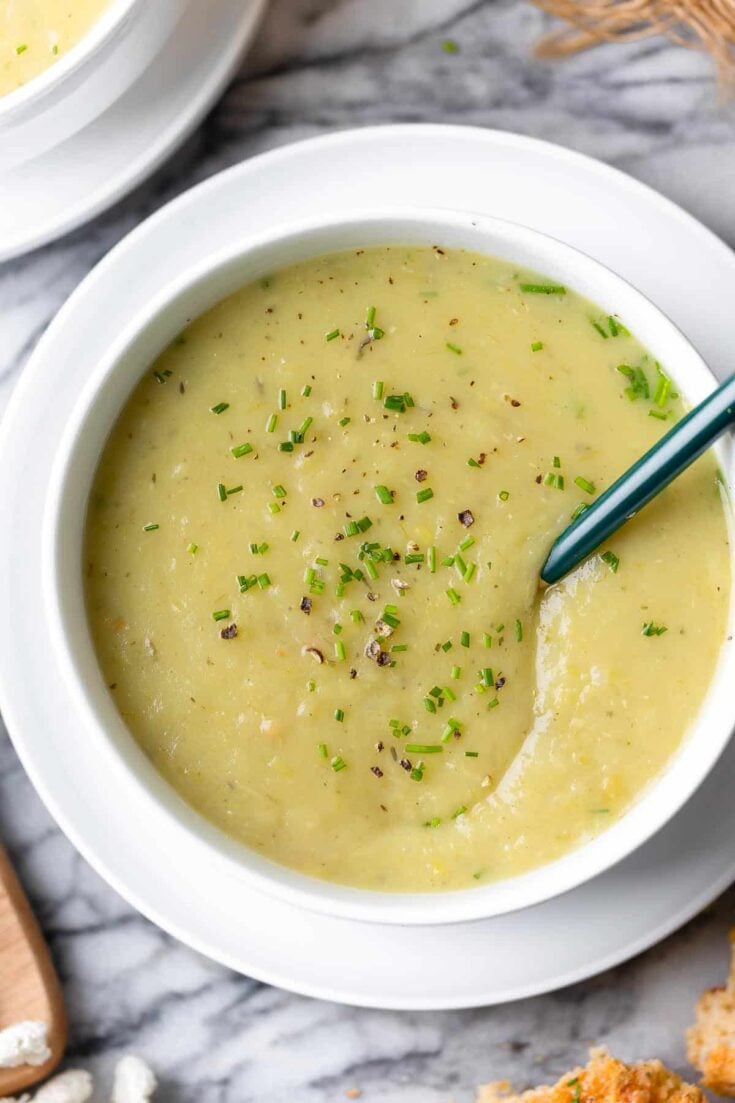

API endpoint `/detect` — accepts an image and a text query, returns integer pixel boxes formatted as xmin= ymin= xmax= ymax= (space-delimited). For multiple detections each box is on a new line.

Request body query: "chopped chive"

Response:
xmin=460 ymin=631 xmax=470 ymax=647
xmin=574 ymin=476 xmax=596 ymax=494
xmin=366 ymin=306 xmax=376 ymax=327
xmin=331 ymin=756 xmax=346 ymax=771
xmin=217 ymin=483 xmax=227 ymax=502
xmin=454 ymin=554 xmax=467 ymax=578
xmin=446 ymin=588 xmax=461 ymax=605
xmin=350 ymin=610 xmax=363 ymax=623
xmin=553 ymin=456 xmax=561 ymax=469
xmin=642 ymin=621 xmax=668 ymax=637
xmin=257 ymin=573 xmax=271 ymax=589
xmin=608 ymin=316 xmax=619 ymax=336
xmin=272 ymin=484 xmax=287 ymax=498
xmin=465 ymin=751 xmax=479 ymax=758
xmin=428 ymin=546 xmax=437 ymax=573
xmin=334 ymin=708 xmax=345 ymax=722
xmin=339 ymin=416 xmax=351 ymax=427
xmin=467 ymin=457 xmax=481 ymax=468
xmin=458 ymin=536 xmax=475 ymax=552
xmin=278 ymin=388 xmax=287 ymax=410
xmin=391 ymin=644 xmax=408 ymax=653
xmin=290 ymin=529 xmax=300 ymax=542
xmin=231 ymin=442 xmax=253 ymax=458
xmin=654 ymin=371 xmax=671 ymax=408
xmin=423 ymin=697 xmax=437 ymax=714
xmin=498 ymin=490 xmax=510 ymax=501
xmin=416 ymin=487 xmax=434 ymax=504
xmin=375 ymin=485 xmax=394 ymax=505
xmin=445 ymin=341 xmax=462 ymax=355
xmin=571 ymin=502 xmax=589 ymax=521
xmin=531 ymin=341 xmax=544 ymax=352
xmin=482 ymin=632 xmax=492 ymax=648
xmin=405 ymin=553 xmax=425 ymax=564
xmin=278 ymin=441 xmax=294 ymax=452
xmin=316 ymin=557 xmax=329 ymax=566
xmin=267 ymin=501 xmax=281 ymax=515
xmin=326 ymin=328 xmax=340 ymax=342
xmin=440 ymin=640 xmax=452 ymax=652
xmin=187 ymin=542 xmax=198 ymax=554
xmin=480 ymin=667 xmax=494 ymax=687
xmin=265 ymin=413 xmax=277 ymax=433
xmin=463 ymin=562 xmax=476 ymax=583
xmin=487 ymin=697 xmax=499 ymax=710
xmin=301 ymin=384 xmax=312 ymax=397
xmin=357 ymin=516 xmax=373 ymax=532
xmin=520 ymin=283 xmax=566 ymax=295
xmin=451 ymin=665 xmax=461 ymax=679
xmin=649 ymin=409 xmax=669 ymax=421
xmin=15 ymin=43 xmax=28 ymax=54
xmin=442 ymin=38 xmax=459 ymax=52
xmin=544 ymin=472 xmax=565 ymax=490
xmin=372 ymin=380 xmax=384 ymax=400
xmin=334 ymin=640 xmax=346 ymax=662
xmin=600 ymin=549 xmax=620 ymax=573
xmin=452 ymin=805 xmax=467 ymax=819
xmin=408 ymin=430 xmax=431 ymax=444
xmin=298 ymin=416 xmax=313 ymax=436
xmin=226 ymin=485 xmax=243 ymax=496
xmin=142 ymin=522 xmax=159 ymax=532
xmin=406 ymin=744 xmax=443 ymax=754
xmin=515 ymin=619 xmax=523 ymax=642
xmin=591 ymin=321 xmax=609 ymax=340
xmin=212 ymin=609 xmax=230 ymax=621
xmin=210 ymin=402 xmax=229 ymax=415
xmin=443 ymin=685 xmax=456 ymax=701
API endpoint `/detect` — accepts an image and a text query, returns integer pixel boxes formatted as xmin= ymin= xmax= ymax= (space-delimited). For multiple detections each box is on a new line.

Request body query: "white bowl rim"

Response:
xmin=42 ymin=205 xmax=735 ymax=926
xmin=0 ymin=0 xmax=138 ymax=120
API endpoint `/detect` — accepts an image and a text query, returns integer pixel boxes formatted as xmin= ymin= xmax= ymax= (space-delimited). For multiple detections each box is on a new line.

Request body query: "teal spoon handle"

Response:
xmin=541 ymin=373 xmax=735 ymax=586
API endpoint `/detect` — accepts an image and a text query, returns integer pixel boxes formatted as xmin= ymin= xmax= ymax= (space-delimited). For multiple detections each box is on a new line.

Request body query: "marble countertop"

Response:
xmin=1 ymin=1 xmax=734 ymax=1099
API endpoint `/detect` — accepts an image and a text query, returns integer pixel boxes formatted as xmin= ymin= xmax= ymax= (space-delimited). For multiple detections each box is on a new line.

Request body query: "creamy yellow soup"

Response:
xmin=84 ymin=246 xmax=730 ymax=892
xmin=0 ymin=1 xmax=108 ymax=96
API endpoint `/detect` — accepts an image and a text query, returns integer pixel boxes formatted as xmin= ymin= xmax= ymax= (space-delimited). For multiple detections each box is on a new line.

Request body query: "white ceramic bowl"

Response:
xmin=0 ymin=0 xmax=183 ymax=172
xmin=43 ymin=208 xmax=735 ymax=926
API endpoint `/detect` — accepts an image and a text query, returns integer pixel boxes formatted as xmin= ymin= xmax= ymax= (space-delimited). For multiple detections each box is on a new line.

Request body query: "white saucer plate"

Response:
xmin=0 ymin=0 xmax=267 ymax=262
xmin=1 ymin=125 xmax=734 ymax=1010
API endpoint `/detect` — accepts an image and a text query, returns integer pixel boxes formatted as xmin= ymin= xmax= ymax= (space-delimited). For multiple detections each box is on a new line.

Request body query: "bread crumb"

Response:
xmin=687 ymin=929 xmax=735 ymax=1095
xmin=111 ymin=1055 xmax=157 ymax=1103
xmin=34 ymin=1070 xmax=93 ymax=1103
xmin=477 ymin=1047 xmax=704 ymax=1103
xmin=0 ymin=1022 xmax=50 ymax=1070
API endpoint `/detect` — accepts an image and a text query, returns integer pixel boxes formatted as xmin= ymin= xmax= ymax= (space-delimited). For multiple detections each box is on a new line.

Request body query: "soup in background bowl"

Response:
xmin=43 ymin=210 xmax=735 ymax=925
xmin=0 ymin=0 xmax=181 ymax=173
xmin=0 ymin=0 xmax=110 ymax=97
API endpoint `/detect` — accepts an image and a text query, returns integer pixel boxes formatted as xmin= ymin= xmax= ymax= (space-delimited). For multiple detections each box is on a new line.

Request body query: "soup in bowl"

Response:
xmin=43 ymin=210 xmax=735 ymax=925
xmin=0 ymin=0 xmax=181 ymax=171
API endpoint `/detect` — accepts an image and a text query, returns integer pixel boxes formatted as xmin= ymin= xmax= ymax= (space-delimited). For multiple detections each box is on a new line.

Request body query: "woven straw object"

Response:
xmin=532 ymin=1 xmax=735 ymax=79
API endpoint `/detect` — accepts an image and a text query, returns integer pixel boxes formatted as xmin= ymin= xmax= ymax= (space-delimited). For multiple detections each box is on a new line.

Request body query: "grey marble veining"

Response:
xmin=1 ymin=1 xmax=735 ymax=1099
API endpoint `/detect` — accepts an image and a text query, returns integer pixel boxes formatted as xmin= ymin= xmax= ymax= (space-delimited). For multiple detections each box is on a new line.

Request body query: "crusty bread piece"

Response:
xmin=687 ymin=929 xmax=735 ymax=1096
xmin=477 ymin=1047 xmax=704 ymax=1103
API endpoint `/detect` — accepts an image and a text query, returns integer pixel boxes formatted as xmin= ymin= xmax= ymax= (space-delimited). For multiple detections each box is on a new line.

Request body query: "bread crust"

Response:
xmin=477 ymin=1047 xmax=705 ymax=1103
xmin=687 ymin=929 xmax=735 ymax=1096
